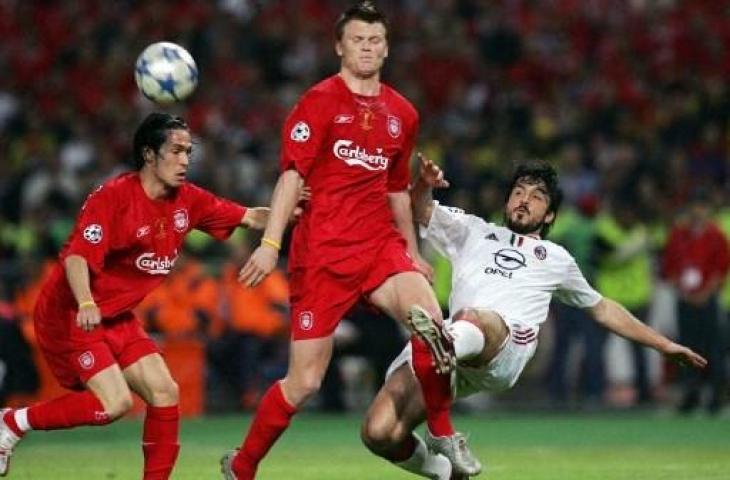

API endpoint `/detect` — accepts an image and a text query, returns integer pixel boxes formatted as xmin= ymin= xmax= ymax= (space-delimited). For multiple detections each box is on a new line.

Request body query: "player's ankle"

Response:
xmin=427 ymin=415 xmax=455 ymax=437
xmin=232 ymin=451 xmax=255 ymax=478
xmin=2 ymin=409 xmax=26 ymax=438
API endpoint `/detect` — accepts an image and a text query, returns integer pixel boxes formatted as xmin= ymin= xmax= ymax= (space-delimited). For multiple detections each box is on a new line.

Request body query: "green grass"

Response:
xmin=7 ymin=412 xmax=730 ymax=479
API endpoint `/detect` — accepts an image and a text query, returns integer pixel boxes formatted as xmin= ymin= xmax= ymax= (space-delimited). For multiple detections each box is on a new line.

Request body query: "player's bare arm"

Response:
xmin=238 ymin=169 xmax=303 ymax=287
xmin=588 ymin=297 xmax=707 ymax=368
xmin=410 ymin=153 xmax=449 ymax=227
xmin=388 ymin=190 xmax=434 ymax=282
xmin=64 ymin=254 xmax=102 ymax=332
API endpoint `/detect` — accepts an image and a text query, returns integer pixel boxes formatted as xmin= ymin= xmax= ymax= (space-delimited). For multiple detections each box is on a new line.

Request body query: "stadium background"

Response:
xmin=0 ymin=0 xmax=729 ymax=478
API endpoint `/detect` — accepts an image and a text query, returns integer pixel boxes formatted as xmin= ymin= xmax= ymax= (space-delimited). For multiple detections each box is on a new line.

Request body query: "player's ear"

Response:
xmin=545 ymin=211 xmax=555 ymax=225
xmin=143 ymin=147 xmax=154 ymax=164
xmin=335 ymin=41 xmax=343 ymax=57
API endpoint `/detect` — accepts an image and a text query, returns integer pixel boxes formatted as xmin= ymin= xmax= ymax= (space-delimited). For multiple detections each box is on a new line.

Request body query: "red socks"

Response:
xmin=412 ymin=337 xmax=455 ymax=436
xmin=27 ymin=391 xmax=112 ymax=430
xmin=142 ymin=405 xmax=180 ymax=480
xmin=233 ymin=381 xmax=297 ymax=479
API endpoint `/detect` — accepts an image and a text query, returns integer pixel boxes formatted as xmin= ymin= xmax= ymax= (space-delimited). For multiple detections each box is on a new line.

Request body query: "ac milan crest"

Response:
xmin=534 ymin=245 xmax=547 ymax=260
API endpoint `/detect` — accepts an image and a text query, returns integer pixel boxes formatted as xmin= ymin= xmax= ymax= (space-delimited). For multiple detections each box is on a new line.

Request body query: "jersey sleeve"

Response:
xmin=280 ymin=92 xmax=330 ymax=177
xmin=554 ymin=254 xmax=603 ymax=308
xmin=61 ymin=186 xmax=114 ymax=273
xmin=190 ymin=186 xmax=247 ymax=241
xmin=387 ymin=112 xmax=419 ymax=192
xmin=422 ymin=202 xmax=482 ymax=260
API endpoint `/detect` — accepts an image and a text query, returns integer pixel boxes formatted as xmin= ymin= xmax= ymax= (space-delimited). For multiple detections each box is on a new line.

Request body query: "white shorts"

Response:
xmin=386 ymin=322 xmax=539 ymax=399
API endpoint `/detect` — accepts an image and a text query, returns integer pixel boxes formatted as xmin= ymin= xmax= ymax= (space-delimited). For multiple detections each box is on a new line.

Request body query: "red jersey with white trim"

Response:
xmin=281 ymin=75 xmax=419 ymax=267
xmin=39 ymin=172 xmax=246 ymax=318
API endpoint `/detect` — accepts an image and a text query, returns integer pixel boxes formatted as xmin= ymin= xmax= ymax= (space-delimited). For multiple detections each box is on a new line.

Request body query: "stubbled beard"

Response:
xmin=505 ymin=213 xmax=544 ymax=235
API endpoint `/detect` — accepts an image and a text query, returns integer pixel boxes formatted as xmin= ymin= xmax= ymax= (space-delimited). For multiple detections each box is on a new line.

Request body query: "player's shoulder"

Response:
xmin=89 ymin=171 xmax=138 ymax=200
xmin=540 ymin=238 xmax=576 ymax=262
xmin=381 ymin=82 xmax=418 ymax=120
xmin=299 ymin=75 xmax=341 ymax=105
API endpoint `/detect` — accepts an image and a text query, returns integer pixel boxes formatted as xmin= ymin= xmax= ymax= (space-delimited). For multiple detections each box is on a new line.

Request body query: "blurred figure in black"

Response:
xmin=0 ymin=287 xmax=38 ymax=406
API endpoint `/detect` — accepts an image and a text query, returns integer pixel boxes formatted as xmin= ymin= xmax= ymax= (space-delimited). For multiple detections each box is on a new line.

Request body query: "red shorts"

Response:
xmin=289 ymin=236 xmax=418 ymax=340
xmin=34 ymin=295 xmax=159 ymax=390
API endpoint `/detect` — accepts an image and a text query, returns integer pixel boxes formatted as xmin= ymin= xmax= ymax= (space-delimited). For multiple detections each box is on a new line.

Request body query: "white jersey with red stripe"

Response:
xmin=423 ymin=202 xmax=602 ymax=329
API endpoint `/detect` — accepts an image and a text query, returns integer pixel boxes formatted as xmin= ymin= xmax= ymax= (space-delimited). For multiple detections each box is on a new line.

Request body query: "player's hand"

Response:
xmin=417 ymin=153 xmax=449 ymax=189
xmin=238 ymin=245 xmax=278 ymax=287
xmin=662 ymin=341 xmax=707 ymax=369
xmin=242 ymin=207 xmax=270 ymax=230
xmin=77 ymin=303 xmax=102 ymax=332
xmin=290 ymin=186 xmax=311 ymax=223
xmin=413 ymin=253 xmax=434 ymax=283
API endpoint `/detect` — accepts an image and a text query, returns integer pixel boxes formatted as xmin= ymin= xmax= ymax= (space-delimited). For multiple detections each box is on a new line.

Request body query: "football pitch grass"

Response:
xmin=7 ymin=411 xmax=729 ymax=479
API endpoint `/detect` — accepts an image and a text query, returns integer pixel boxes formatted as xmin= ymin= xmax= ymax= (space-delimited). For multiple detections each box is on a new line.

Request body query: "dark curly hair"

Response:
xmin=132 ymin=113 xmax=188 ymax=170
xmin=335 ymin=1 xmax=389 ymax=40
xmin=504 ymin=161 xmax=563 ymax=237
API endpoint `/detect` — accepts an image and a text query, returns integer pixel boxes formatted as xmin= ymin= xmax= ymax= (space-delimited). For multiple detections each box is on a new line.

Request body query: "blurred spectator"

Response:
xmin=208 ymin=240 xmax=289 ymax=410
xmin=662 ymin=190 xmax=730 ymax=414
xmin=594 ymin=196 xmax=654 ymax=405
xmin=546 ymin=195 xmax=606 ymax=408
xmin=0 ymin=288 xmax=38 ymax=405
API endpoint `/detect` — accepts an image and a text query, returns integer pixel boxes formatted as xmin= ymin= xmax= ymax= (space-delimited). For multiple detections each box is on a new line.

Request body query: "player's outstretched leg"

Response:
xmin=0 ymin=409 xmax=21 ymax=477
xmin=425 ymin=430 xmax=482 ymax=476
xmin=408 ymin=305 xmax=455 ymax=374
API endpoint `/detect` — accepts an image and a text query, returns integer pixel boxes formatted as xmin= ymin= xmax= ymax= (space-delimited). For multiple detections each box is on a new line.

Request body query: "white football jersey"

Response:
xmin=423 ymin=203 xmax=602 ymax=328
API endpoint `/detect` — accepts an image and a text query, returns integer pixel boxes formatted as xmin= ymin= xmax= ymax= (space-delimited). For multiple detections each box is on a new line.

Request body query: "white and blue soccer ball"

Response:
xmin=134 ymin=42 xmax=198 ymax=104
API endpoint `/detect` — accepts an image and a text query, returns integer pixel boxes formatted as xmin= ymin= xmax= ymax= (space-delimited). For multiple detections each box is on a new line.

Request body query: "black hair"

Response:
xmin=335 ymin=1 xmax=389 ymax=41
xmin=505 ymin=161 xmax=563 ymax=237
xmin=132 ymin=113 xmax=189 ymax=170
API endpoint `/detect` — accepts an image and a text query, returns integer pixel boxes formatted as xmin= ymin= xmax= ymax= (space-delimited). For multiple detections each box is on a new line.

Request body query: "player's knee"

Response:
xmin=106 ymin=392 xmax=134 ymax=419
xmin=149 ymin=379 xmax=179 ymax=407
xmin=360 ymin=414 xmax=398 ymax=453
xmin=453 ymin=308 xmax=480 ymax=324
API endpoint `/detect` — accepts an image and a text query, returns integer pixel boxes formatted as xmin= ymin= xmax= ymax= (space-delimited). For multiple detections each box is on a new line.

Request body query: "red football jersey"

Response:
xmin=40 ymin=172 xmax=246 ymax=318
xmin=281 ymin=75 xmax=419 ymax=267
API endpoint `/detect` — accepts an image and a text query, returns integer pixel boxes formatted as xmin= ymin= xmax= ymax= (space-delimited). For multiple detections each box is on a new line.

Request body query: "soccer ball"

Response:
xmin=134 ymin=42 xmax=198 ymax=104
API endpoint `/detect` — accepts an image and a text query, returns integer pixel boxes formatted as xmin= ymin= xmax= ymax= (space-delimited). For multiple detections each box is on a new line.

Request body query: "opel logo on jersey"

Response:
xmin=333 ymin=139 xmax=390 ymax=171
xmin=135 ymin=251 xmax=179 ymax=275
xmin=493 ymin=249 xmax=527 ymax=271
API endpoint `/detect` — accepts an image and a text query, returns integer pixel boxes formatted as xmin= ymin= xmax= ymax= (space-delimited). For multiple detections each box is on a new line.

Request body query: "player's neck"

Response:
xmin=139 ymin=170 xmax=174 ymax=200
xmin=338 ymin=70 xmax=381 ymax=96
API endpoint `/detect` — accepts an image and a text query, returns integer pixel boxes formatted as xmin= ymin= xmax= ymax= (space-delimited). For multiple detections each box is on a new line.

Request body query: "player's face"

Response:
xmin=504 ymin=179 xmax=555 ymax=236
xmin=336 ymin=20 xmax=388 ymax=79
xmin=152 ymin=129 xmax=192 ymax=189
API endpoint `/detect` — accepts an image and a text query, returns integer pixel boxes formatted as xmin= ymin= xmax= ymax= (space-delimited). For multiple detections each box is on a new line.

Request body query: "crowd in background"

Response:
xmin=0 ymin=0 xmax=729 ymax=414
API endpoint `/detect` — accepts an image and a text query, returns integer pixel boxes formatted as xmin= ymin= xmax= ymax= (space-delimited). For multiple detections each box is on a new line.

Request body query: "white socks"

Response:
xmin=14 ymin=409 xmax=31 ymax=433
xmin=395 ymin=433 xmax=452 ymax=480
xmin=447 ymin=320 xmax=485 ymax=360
